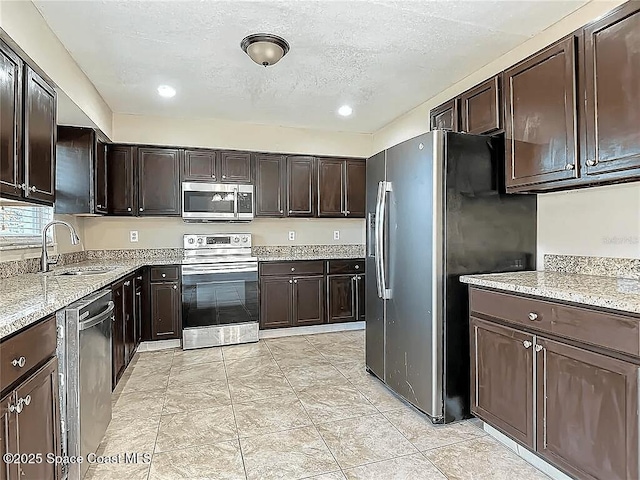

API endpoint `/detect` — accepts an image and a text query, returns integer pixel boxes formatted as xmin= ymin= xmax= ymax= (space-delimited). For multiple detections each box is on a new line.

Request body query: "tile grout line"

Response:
xmin=264 ymin=338 xmax=346 ymax=479
xmin=223 ymin=349 xmax=250 ymax=480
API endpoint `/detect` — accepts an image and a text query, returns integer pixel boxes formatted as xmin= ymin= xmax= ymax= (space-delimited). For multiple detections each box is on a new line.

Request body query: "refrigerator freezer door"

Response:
xmin=365 ymin=151 xmax=386 ymax=380
xmin=384 ymin=131 xmax=445 ymax=420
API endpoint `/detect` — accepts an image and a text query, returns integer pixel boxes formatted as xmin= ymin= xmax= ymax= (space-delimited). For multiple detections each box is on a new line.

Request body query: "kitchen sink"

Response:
xmin=54 ymin=268 xmax=114 ymax=276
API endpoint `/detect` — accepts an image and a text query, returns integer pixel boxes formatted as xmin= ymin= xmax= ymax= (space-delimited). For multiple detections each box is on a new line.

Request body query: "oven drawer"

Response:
xmin=1 ymin=315 xmax=57 ymax=393
xmin=150 ymin=266 xmax=180 ymax=282
xmin=260 ymin=261 xmax=324 ymax=276
xmin=327 ymin=259 xmax=365 ymax=275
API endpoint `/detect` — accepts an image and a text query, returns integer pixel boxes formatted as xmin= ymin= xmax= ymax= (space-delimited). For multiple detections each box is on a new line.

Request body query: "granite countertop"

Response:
xmin=0 ymin=258 xmax=179 ymax=340
xmin=460 ymin=271 xmax=640 ymax=315
xmin=254 ymin=244 xmax=365 ymax=262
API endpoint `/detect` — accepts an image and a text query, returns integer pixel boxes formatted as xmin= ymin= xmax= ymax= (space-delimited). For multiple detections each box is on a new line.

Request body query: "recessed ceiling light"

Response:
xmin=157 ymin=85 xmax=176 ymax=98
xmin=338 ymin=105 xmax=353 ymax=117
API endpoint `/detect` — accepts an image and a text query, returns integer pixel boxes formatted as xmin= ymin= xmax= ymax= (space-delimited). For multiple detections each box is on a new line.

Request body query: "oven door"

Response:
xmin=182 ymin=182 xmax=254 ymax=220
xmin=182 ymin=263 xmax=259 ymax=329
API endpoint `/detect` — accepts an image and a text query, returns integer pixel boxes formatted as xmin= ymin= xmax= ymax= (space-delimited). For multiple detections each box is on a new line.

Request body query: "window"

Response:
xmin=0 ymin=201 xmax=54 ymax=248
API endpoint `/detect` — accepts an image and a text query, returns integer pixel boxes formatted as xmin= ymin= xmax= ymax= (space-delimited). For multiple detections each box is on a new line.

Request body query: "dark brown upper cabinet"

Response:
xmin=536 ymin=337 xmax=639 ymax=480
xmin=429 ymin=99 xmax=459 ymax=132
xmin=582 ymin=2 xmax=640 ymax=181
xmin=107 ymin=145 xmax=136 ymax=215
xmin=460 ymin=75 xmax=502 ymax=134
xmin=137 ymin=147 xmax=181 ymax=216
xmin=345 ymin=160 xmax=366 ymax=218
xmin=24 ymin=66 xmax=57 ymax=205
xmin=470 ymin=317 xmax=534 ymax=448
xmin=317 ymin=158 xmax=344 ymax=217
xmin=0 ymin=41 xmax=23 ymax=200
xmin=183 ymin=149 xmax=217 ymax=181
xmin=55 ymin=127 xmax=109 ymax=215
xmin=287 ymin=156 xmax=316 ymax=217
xmin=220 ymin=151 xmax=252 ymax=183
xmin=95 ymin=135 xmax=108 ymax=214
xmin=318 ymin=158 xmax=366 ymax=218
xmin=255 ymin=154 xmax=286 ymax=217
xmin=504 ymin=35 xmax=579 ymax=191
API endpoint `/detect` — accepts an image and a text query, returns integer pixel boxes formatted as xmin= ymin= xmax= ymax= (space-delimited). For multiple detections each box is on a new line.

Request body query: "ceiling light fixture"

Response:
xmin=338 ymin=105 xmax=353 ymax=117
xmin=157 ymin=85 xmax=176 ymax=98
xmin=240 ymin=33 xmax=290 ymax=67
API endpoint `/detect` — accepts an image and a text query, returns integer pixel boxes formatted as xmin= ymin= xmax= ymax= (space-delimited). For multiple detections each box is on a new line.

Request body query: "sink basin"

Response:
xmin=54 ymin=268 xmax=113 ymax=276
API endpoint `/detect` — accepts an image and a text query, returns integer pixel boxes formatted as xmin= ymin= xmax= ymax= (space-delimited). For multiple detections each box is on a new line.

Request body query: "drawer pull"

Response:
xmin=162 ymin=273 xmax=166 ymax=278
xmin=528 ymin=312 xmax=538 ymax=321
xmin=535 ymin=344 xmax=543 ymax=352
xmin=523 ymin=340 xmax=532 ymax=349
xmin=11 ymin=357 xmax=26 ymax=368
xmin=291 ymin=267 xmax=295 ymax=272
xmin=355 ymin=265 xmax=360 ymax=270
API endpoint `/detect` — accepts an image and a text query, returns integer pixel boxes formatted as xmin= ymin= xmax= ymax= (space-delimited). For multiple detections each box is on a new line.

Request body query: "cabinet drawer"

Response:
xmin=1 ymin=315 xmax=57 ymax=393
xmin=470 ymin=288 xmax=640 ymax=357
xmin=260 ymin=261 xmax=323 ymax=277
xmin=150 ymin=266 xmax=179 ymax=282
xmin=327 ymin=259 xmax=365 ymax=275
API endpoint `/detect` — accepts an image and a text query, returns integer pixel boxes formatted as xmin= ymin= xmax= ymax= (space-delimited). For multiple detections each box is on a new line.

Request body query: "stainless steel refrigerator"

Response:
xmin=365 ymin=130 xmax=536 ymax=423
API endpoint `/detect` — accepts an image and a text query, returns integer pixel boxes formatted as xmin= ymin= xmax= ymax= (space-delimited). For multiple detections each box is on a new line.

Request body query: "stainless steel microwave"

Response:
xmin=182 ymin=182 xmax=254 ymax=221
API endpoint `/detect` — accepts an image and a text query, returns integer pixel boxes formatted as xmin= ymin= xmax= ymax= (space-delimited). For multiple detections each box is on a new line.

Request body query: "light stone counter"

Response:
xmin=460 ymin=271 xmax=640 ymax=315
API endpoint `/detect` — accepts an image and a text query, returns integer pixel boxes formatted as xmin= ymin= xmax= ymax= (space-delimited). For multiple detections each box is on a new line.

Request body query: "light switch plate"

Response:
xmin=130 ymin=231 xmax=138 ymax=243
xmin=288 ymin=231 xmax=295 ymax=241
xmin=333 ymin=230 xmax=340 ymax=240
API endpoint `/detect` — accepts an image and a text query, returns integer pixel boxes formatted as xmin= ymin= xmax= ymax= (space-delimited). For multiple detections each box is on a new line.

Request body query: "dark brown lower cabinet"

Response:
xmin=1 ymin=358 xmax=61 ymax=480
xmin=111 ymin=281 xmax=126 ymax=388
xmin=259 ymin=274 xmax=324 ymax=329
xmin=469 ymin=287 xmax=640 ymax=480
xmin=259 ymin=277 xmax=293 ymax=329
xmin=536 ymin=338 xmax=639 ymax=480
xmin=134 ymin=273 xmax=144 ymax=348
xmin=123 ymin=277 xmax=135 ymax=363
xmin=470 ymin=317 xmax=534 ymax=448
xmin=150 ymin=281 xmax=181 ymax=340
xmin=292 ymin=276 xmax=324 ymax=326
xmin=327 ymin=275 xmax=356 ymax=323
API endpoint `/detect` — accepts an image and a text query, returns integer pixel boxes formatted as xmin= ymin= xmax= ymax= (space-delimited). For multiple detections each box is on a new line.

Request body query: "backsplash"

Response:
xmin=544 ymin=254 xmax=640 ymax=280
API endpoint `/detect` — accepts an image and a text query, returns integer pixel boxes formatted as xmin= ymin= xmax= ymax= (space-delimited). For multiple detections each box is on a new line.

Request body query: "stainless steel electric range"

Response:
xmin=181 ymin=233 xmax=259 ymax=349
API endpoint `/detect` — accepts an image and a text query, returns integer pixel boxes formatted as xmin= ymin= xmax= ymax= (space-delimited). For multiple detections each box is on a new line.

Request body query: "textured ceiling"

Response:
xmin=34 ymin=0 xmax=588 ymax=133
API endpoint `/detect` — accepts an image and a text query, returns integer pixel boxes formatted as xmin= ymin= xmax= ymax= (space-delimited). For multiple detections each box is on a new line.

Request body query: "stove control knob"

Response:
xmin=233 ymin=236 xmax=240 ymax=243
xmin=197 ymin=238 xmax=203 ymax=244
xmin=242 ymin=236 xmax=248 ymax=243
xmin=188 ymin=238 xmax=195 ymax=244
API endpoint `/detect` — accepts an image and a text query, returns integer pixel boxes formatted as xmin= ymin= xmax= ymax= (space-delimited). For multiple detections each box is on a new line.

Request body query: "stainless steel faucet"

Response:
xmin=41 ymin=220 xmax=81 ymax=272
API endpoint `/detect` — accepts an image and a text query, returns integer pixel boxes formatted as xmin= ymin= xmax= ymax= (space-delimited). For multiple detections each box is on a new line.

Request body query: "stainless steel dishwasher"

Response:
xmin=57 ymin=289 xmax=114 ymax=480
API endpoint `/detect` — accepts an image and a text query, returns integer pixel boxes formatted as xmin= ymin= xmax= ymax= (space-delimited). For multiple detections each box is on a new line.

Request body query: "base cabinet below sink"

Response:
xmin=469 ymin=288 xmax=640 ymax=480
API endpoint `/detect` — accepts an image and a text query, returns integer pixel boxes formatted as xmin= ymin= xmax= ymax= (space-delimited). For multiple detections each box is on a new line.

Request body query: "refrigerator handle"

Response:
xmin=374 ymin=181 xmax=384 ymax=299
xmin=378 ymin=181 xmax=392 ymax=300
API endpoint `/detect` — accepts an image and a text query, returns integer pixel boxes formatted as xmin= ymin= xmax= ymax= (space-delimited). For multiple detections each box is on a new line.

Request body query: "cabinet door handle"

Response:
xmin=586 ymin=160 xmax=597 ymax=167
xmin=289 ymin=280 xmax=293 ymax=284
xmin=139 ymin=208 xmax=144 ymax=212
xmin=136 ymin=292 xmax=141 ymax=296
xmin=97 ymin=204 xmax=102 ymax=209
xmin=30 ymin=186 xmax=36 ymax=192
xmin=528 ymin=312 xmax=538 ymax=321
xmin=173 ymin=285 xmax=177 ymax=290
xmin=222 ymin=175 xmax=227 ymax=179
xmin=11 ymin=356 xmax=26 ymax=368
xmin=19 ymin=183 xmax=26 ymax=191
xmin=523 ymin=340 xmax=532 ymax=349
xmin=345 ymin=210 xmax=350 ymax=215
xmin=279 ymin=210 xmax=284 ymax=214
xmin=294 ymin=279 xmax=298 ymax=284
xmin=127 ymin=207 xmax=132 ymax=212
xmin=535 ymin=344 xmax=543 ymax=352
xmin=8 ymin=403 xmax=16 ymax=413
xmin=212 ymin=174 xmax=216 ymax=178
xmin=124 ymin=281 xmax=131 ymax=286
xmin=564 ymin=163 xmax=575 ymax=170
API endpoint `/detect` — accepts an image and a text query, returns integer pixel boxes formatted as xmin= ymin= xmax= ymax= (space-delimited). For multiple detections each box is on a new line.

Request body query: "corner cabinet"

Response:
xmin=0 ymin=41 xmax=57 ymax=206
xmin=504 ymin=35 xmax=579 ymax=191
xmin=581 ymin=2 xmax=640 ymax=180
xmin=468 ymin=287 xmax=640 ymax=480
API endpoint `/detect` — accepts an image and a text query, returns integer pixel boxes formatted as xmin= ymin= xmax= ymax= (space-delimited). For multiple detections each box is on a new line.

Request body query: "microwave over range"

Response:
xmin=182 ymin=182 xmax=254 ymax=221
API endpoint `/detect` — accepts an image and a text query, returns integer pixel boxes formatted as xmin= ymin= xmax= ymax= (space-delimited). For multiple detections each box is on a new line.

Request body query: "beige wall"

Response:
xmin=83 ymin=217 xmax=365 ymax=250
xmin=113 ymin=114 xmax=372 ymax=158
xmin=0 ymin=0 xmax=113 ymax=137
xmin=370 ymin=0 xmax=638 ymax=266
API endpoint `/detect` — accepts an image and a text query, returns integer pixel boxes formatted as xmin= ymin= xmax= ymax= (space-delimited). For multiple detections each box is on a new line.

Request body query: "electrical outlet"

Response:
xmin=333 ymin=230 xmax=340 ymax=240
xmin=288 ymin=231 xmax=295 ymax=241
xmin=130 ymin=231 xmax=138 ymax=243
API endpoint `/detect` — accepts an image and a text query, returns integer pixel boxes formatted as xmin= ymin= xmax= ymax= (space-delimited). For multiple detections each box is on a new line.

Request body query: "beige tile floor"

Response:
xmin=85 ymin=330 xmax=550 ymax=480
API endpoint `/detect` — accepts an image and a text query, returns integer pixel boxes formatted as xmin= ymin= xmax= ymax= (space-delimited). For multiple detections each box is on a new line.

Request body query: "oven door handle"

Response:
xmin=181 ymin=265 xmax=258 ymax=275
xmin=233 ymin=186 xmax=239 ymax=219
